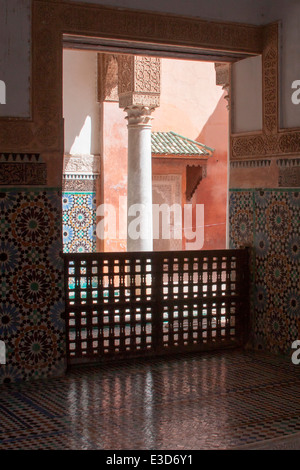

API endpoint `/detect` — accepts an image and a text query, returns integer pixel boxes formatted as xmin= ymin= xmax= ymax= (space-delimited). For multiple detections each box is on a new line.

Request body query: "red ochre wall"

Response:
xmin=100 ymin=59 xmax=228 ymax=251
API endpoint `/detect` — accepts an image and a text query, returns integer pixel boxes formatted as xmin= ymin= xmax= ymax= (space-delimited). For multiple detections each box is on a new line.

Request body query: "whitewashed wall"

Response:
xmin=63 ymin=50 xmax=100 ymax=155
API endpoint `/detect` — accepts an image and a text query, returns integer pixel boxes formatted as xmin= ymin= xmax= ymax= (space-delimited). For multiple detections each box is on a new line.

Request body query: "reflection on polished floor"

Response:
xmin=0 ymin=349 xmax=300 ymax=450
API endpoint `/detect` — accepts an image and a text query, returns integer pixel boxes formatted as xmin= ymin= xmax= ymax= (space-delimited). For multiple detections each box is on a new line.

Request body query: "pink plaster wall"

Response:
xmin=99 ymin=101 xmax=128 ymax=252
xmin=100 ymin=58 xmax=228 ymax=251
xmin=195 ymin=94 xmax=228 ymax=250
xmin=152 ymin=59 xmax=228 ymax=250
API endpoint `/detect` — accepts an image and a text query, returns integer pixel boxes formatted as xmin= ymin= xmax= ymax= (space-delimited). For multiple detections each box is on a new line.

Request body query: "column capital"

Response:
xmin=124 ymin=105 xmax=155 ymax=126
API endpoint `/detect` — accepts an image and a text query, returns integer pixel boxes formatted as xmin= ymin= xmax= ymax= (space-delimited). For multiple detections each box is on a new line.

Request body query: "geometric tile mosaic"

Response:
xmin=229 ymin=189 xmax=300 ymax=355
xmin=62 ymin=192 xmax=96 ymax=253
xmin=0 ymin=350 xmax=299 ymax=449
xmin=0 ymin=188 xmax=66 ymax=385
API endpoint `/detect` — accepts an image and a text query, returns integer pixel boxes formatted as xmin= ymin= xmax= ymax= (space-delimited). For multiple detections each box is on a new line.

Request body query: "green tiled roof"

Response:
xmin=151 ymin=131 xmax=214 ymax=156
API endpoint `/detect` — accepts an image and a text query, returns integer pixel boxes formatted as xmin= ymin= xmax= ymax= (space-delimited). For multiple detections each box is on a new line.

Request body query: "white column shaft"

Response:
xmin=126 ymin=107 xmax=153 ymax=251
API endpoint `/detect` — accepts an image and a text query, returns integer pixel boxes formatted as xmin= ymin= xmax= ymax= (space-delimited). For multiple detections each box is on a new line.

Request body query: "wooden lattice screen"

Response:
xmin=63 ymin=249 xmax=250 ymax=365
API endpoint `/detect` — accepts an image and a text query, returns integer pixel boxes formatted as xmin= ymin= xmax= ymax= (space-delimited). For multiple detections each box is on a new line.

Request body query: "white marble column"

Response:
xmin=118 ymin=55 xmax=161 ymax=251
xmin=125 ymin=105 xmax=154 ymax=251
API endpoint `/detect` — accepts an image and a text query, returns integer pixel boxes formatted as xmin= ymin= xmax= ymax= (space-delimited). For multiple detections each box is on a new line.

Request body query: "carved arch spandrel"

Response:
xmin=0 ymin=0 xmax=299 ymax=162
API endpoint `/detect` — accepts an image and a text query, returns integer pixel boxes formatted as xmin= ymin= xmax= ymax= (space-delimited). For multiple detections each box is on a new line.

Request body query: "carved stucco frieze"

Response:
xmin=59 ymin=2 xmax=263 ymax=55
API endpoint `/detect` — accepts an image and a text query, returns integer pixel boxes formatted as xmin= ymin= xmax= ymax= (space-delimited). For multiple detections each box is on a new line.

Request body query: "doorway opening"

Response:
xmin=62 ymin=43 xmax=229 ymax=254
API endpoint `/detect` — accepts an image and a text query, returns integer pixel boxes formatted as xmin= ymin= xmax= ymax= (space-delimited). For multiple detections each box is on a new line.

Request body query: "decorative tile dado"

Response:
xmin=0 ymin=188 xmax=65 ymax=384
xmin=62 ymin=192 xmax=97 ymax=253
xmin=0 ymin=153 xmax=47 ymax=185
xmin=229 ymin=191 xmax=254 ymax=248
xmin=229 ymin=189 xmax=300 ymax=355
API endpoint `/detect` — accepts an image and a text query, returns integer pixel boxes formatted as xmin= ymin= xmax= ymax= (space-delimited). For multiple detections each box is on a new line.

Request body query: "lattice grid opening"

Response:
xmin=64 ymin=249 xmax=249 ymax=365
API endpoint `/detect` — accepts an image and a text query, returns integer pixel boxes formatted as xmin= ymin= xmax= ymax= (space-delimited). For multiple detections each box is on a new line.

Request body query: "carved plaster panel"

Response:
xmin=63 ymin=154 xmax=101 ymax=175
xmin=278 ymin=167 xmax=300 ymax=187
xmin=134 ymin=57 xmax=161 ymax=94
xmin=97 ymin=53 xmax=119 ymax=102
xmin=277 ymin=157 xmax=300 ymax=187
xmin=118 ymin=55 xmax=161 ymax=109
xmin=0 ymin=153 xmax=47 ymax=185
xmin=63 ymin=174 xmax=98 ymax=192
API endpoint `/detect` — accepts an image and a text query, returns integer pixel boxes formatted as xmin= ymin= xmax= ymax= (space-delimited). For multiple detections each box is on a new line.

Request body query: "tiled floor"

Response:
xmin=0 ymin=349 xmax=300 ymax=450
